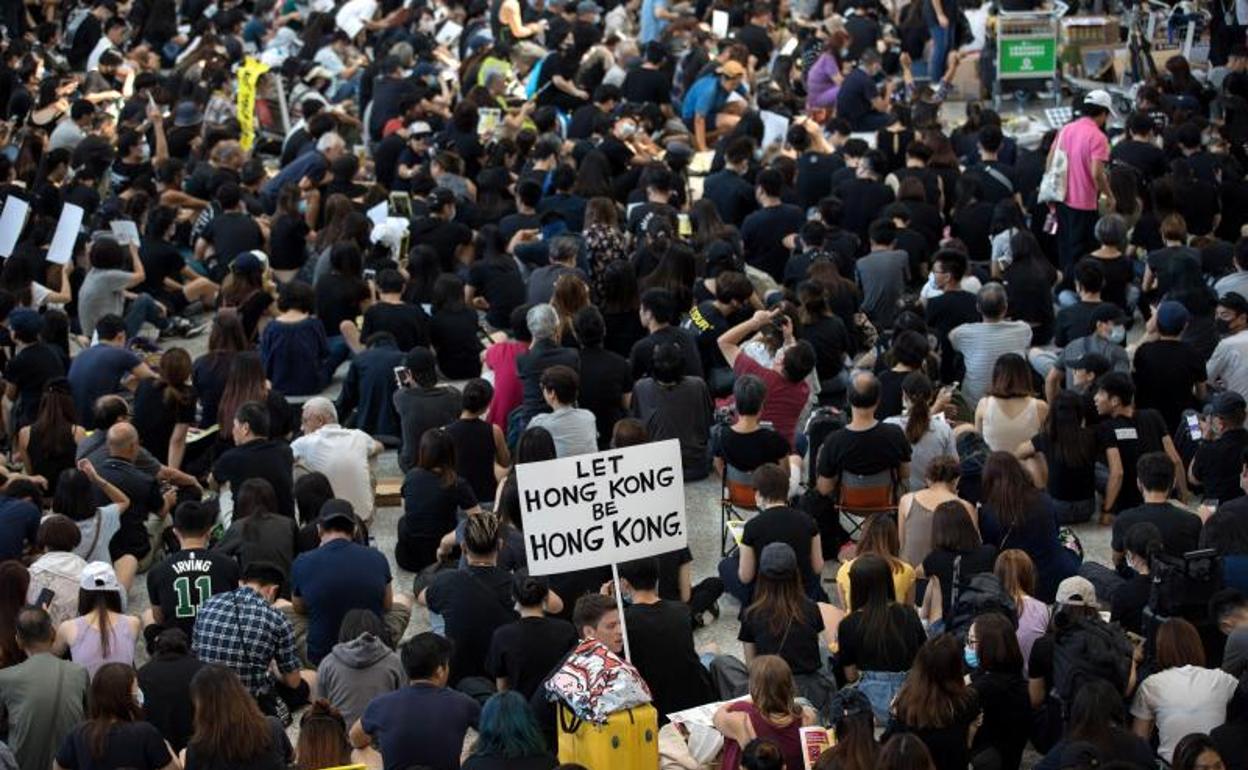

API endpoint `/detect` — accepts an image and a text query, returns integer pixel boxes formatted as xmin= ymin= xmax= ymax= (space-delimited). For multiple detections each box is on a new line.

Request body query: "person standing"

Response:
xmin=1051 ymin=91 xmax=1114 ymax=273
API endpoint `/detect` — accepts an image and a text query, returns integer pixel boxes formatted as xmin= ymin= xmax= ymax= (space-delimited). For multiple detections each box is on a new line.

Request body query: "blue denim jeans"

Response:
xmin=125 ymin=293 xmax=168 ymax=340
xmin=856 ymin=670 xmax=908 ymax=725
xmin=928 ymin=23 xmax=951 ymax=82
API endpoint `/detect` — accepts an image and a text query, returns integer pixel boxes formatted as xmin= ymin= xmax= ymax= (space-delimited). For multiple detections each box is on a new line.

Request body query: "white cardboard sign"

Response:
xmin=47 ymin=203 xmax=85 ymax=265
xmin=0 ymin=195 xmax=30 ymax=258
xmin=517 ymin=439 xmax=687 ymax=575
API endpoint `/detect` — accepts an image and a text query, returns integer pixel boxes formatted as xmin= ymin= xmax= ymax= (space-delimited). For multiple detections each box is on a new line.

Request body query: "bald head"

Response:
xmin=106 ymin=422 xmax=139 ymax=459
xmin=847 ymin=371 xmax=881 ymax=412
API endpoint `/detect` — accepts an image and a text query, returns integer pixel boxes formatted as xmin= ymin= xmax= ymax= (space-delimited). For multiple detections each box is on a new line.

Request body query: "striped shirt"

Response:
xmin=948 ymin=320 xmax=1034 ymax=404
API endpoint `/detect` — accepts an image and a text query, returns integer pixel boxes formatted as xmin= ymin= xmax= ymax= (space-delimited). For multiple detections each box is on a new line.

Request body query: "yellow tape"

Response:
xmin=236 ymin=57 xmax=271 ymax=151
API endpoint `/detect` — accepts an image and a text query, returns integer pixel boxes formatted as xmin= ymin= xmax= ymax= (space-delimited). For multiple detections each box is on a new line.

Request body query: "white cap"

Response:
xmin=1083 ymin=89 xmax=1114 ymax=113
xmin=80 ymin=561 xmax=122 ymax=594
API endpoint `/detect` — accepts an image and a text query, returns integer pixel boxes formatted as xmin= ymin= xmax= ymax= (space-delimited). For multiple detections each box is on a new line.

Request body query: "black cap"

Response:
xmin=1091 ymin=303 xmax=1126 ymax=325
xmin=759 ymin=542 xmax=798 ymax=578
xmin=428 ymin=187 xmax=456 ymax=210
xmin=1219 ymin=292 xmax=1248 ymax=316
xmin=1211 ymin=391 xmax=1247 ymax=417
xmin=318 ymin=499 xmax=357 ymax=527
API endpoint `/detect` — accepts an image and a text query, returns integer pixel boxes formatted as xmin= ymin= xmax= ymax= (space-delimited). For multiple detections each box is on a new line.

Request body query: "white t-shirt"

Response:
xmin=1130 ymin=664 xmax=1239 ymax=762
xmin=291 ymin=424 xmax=376 ymax=521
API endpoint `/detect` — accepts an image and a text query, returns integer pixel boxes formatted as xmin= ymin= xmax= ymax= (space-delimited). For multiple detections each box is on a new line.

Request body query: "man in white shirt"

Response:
xmin=1209 ymin=292 xmax=1248 ymax=402
xmin=48 ymin=101 xmax=96 ymax=153
xmin=292 ymin=397 xmax=383 ymax=522
xmin=87 ymin=17 xmax=127 ymax=72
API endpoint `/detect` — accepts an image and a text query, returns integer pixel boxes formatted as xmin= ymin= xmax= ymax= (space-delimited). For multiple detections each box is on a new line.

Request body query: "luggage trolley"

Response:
xmin=994 ymin=10 xmax=1061 ymax=110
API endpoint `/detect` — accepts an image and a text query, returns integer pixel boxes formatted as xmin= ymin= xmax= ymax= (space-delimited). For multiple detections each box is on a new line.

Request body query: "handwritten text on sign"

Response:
xmin=516 ymin=439 xmax=687 ymax=575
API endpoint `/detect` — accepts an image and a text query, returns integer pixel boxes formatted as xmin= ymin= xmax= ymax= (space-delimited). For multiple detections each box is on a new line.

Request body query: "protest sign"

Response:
xmin=335 ymin=0 xmax=377 ymax=38
xmin=0 ymin=195 xmax=29 ymax=258
xmin=516 ymin=439 xmax=687 ymax=576
xmin=712 ymin=10 xmax=730 ymax=38
xmin=47 ymin=203 xmax=84 ymax=265
xmin=236 ymin=57 xmax=271 ymax=151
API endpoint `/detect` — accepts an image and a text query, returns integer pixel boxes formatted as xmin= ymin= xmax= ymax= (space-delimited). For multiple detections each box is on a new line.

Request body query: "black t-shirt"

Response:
xmin=885 ymin=692 xmax=981 ymax=770
xmin=926 ymin=289 xmax=981 ymax=383
xmin=817 ymin=422 xmax=912 ymax=478
xmin=922 ymin=545 xmax=1000 ymax=618
xmin=412 ymin=217 xmax=474 ymax=273
xmin=838 ymin=603 xmax=927 ymax=671
xmin=800 ymin=316 xmax=851 ymax=384
xmin=97 ymin=458 xmax=165 ymax=560
xmin=315 ymin=272 xmax=370 ymax=337
xmin=139 ymin=239 xmax=186 ymax=296
xmin=4 ymin=342 xmax=65 ymax=427
xmin=468 ymin=259 xmax=526 ymax=331
xmin=132 ymin=381 xmax=196 ymax=464
xmin=1031 ymin=431 xmax=1096 ymax=503
xmin=400 ymin=469 xmax=478 ymax=539
xmin=702 ymin=170 xmax=757 ymax=228
xmin=200 ymin=211 xmax=264 ymax=265
xmin=1096 ymin=409 xmax=1169 ymax=513
xmin=57 ymin=720 xmax=173 ymax=770
xmin=1109 ymin=572 xmax=1150 ymax=634
xmin=741 ymin=506 xmax=820 ymax=594
xmin=1110 ymin=501 xmax=1202 ymax=558
xmin=430 ymin=307 xmax=484 ymax=379
xmin=486 ymin=616 xmax=578 ymax=699
xmin=838 ymin=177 xmax=897 ymax=243
xmin=137 ymin=652 xmax=203 ymax=752
xmin=146 ymin=547 xmax=240 ymax=638
xmin=621 ymin=66 xmax=672 ymax=107
xmin=1111 ymin=139 xmax=1168 ymax=182
xmin=952 ymin=201 xmax=995 ymax=262
xmin=362 ymin=301 xmax=431 ymax=352
xmin=686 ymin=300 xmax=748 ymax=374
xmin=736 ymin=23 xmax=773 ymax=63
xmin=796 ymin=151 xmax=845 ymax=210
xmin=718 ymin=427 xmax=791 ymax=473
xmin=183 ymin=716 xmax=292 ymax=770
xmin=627 ymin=601 xmax=716 ymax=717
xmin=268 ymin=214 xmax=309 ymax=271
xmin=877 ymin=368 xmax=909 ymax=420
xmin=1192 ymin=428 xmax=1248 ymax=503
xmin=969 ymin=669 xmax=1029 ymax=770
xmin=969 ymin=162 xmax=1019 ymax=204
xmin=630 ymin=326 xmax=703 ymax=381
xmin=741 ymin=203 xmax=806 ymax=282
xmin=578 ymin=346 xmax=633 ymax=451
xmin=739 ymin=599 xmax=825 ymax=675
xmin=212 ymin=440 xmax=296 ymax=518
xmin=426 ymin=565 xmax=519 ymax=683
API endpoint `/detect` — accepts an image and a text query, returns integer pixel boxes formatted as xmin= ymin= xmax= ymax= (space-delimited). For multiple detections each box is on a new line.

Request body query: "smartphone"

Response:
xmin=677 ymin=213 xmax=692 ymax=238
xmin=363 ymin=268 xmax=376 ymax=281
xmin=36 ymin=588 xmax=54 ymax=609
xmin=394 ymin=366 xmax=410 ymax=388
xmin=1186 ymin=412 xmax=1202 ymax=441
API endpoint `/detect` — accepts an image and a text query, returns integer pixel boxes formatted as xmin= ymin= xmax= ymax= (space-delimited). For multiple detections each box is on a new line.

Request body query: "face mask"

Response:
xmin=616 ymin=123 xmax=636 ymax=139
xmin=138 ymin=143 xmax=151 ymax=162
xmin=925 ymin=270 xmax=939 ymax=291
xmin=297 ymin=199 xmax=308 ymax=214
xmin=1217 ymin=319 xmax=1234 ymax=337
xmin=134 ymin=688 xmax=145 ymax=707
xmin=1108 ymin=325 xmax=1125 ymax=344
xmin=963 ymin=645 xmax=979 ymax=669
xmin=420 ymin=17 xmax=436 ymax=33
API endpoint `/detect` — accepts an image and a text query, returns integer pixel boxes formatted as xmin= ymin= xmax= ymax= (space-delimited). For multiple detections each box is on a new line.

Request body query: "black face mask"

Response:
xmin=1217 ymin=318 xmax=1234 ymax=337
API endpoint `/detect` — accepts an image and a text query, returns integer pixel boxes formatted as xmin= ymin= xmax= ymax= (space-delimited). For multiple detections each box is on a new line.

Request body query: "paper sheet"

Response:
xmin=47 ymin=204 xmax=84 ymax=265
xmin=435 ymin=20 xmax=463 ymax=47
xmin=780 ymin=35 xmax=799 ymax=57
xmin=0 ymin=196 xmax=30 ymax=258
xmin=335 ymin=0 xmax=377 ymax=38
xmin=110 ymin=219 xmax=141 ymax=247
xmin=367 ymin=200 xmax=389 ymax=226
xmin=477 ymin=107 xmax=501 ymax=137
xmin=760 ymin=109 xmax=791 ymax=150
xmin=712 ymin=10 xmax=729 ymax=38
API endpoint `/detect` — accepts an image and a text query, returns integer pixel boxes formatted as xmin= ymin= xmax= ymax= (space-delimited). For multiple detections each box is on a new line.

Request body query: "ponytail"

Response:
xmin=902 ymin=372 xmax=934 ymax=445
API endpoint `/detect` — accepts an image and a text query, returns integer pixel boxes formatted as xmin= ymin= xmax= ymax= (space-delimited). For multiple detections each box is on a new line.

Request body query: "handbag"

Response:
xmin=1038 ymin=125 xmax=1070 ymax=204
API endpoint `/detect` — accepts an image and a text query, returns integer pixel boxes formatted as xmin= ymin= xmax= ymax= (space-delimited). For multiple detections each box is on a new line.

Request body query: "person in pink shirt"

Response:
xmin=1052 ymin=90 xmax=1114 ymax=272
xmin=481 ymin=305 xmax=531 ymax=431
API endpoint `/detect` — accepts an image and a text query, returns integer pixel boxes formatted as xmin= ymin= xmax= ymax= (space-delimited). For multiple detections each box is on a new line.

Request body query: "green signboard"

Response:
xmin=998 ymin=37 xmax=1057 ymax=78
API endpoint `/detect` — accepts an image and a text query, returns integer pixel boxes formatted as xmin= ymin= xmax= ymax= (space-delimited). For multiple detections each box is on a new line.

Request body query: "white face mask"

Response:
xmin=134 ymin=687 xmax=145 ymax=707
xmin=1108 ymin=324 xmax=1126 ymax=344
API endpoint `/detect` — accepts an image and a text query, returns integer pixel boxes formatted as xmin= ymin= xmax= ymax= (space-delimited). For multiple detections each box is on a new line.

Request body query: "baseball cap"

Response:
xmin=719 ymin=60 xmax=747 ymax=79
xmin=1071 ymin=352 xmax=1111 ymax=376
xmin=318 ymin=499 xmax=357 ymax=527
xmin=1091 ymin=303 xmax=1126 ymax=325
xmin=576 ymin=0 xmax=603 ymax=14
xmin=1082 ymin=89 xmax=1114 ymax=114
xmin=1155 ymin=300 xmax=1190 ymax=335
xmin=408 ymin=120 xmax=433 ymax=138
xmin=232 ymin=251 xmax=264 ymax=275
xmin=759 ymin=542 xmax=798 ymax=579
xmin=1056 ymin=575 xmax=1098 ymax=607
xmin=428 ymin=187 xmax=457 ymax=210
xmin=8 ymin=308 xmax=43 ymax=338
xmin=80 ymin=561 xmax=122 ymax=594
xmin=1211 ymin=391 xmax=1247 ymax=417
xmin=1219 ymin=291 xmax=1248 ymax=316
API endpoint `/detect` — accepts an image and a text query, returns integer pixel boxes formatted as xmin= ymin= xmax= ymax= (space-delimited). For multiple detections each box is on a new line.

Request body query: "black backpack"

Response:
xmin=1050 ymin=614 xmax=1133 ymax=710
xmin=947 ymin=554 xmax=1017 ymax=640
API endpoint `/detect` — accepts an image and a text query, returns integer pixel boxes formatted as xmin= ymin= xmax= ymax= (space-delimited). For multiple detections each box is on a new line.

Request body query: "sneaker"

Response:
xmin=161 ymin=317 xmax=206 ymax=338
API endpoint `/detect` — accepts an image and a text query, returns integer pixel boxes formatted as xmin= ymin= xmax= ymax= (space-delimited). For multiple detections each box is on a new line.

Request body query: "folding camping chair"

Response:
xmin=721 ymin=463 xmax=759 ymax=556
xmin=835 ymin=469 xmax=900 ymax=544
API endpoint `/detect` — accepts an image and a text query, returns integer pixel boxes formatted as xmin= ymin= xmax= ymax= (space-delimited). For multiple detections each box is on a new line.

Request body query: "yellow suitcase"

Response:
xmin=557 ymin=703 xmax=659 ymax=770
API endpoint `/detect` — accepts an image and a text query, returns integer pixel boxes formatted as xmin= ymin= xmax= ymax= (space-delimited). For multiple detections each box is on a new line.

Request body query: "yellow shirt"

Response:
xmin=835 ymin=557 xmax=916 ymax=609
